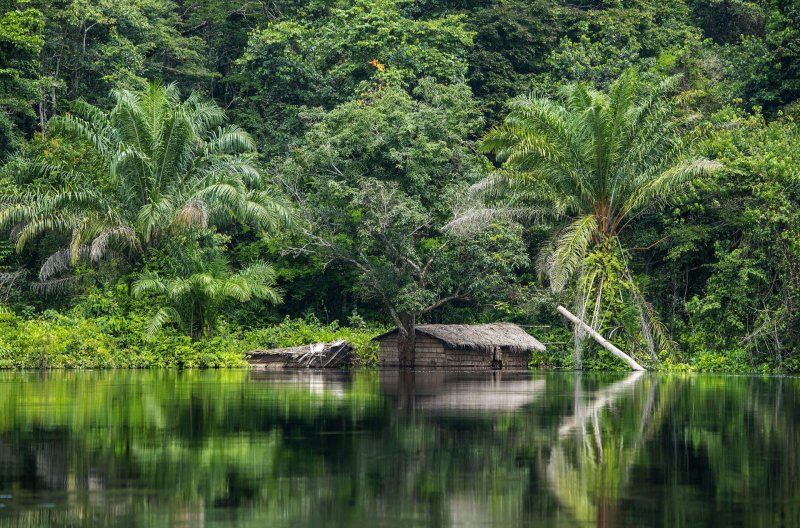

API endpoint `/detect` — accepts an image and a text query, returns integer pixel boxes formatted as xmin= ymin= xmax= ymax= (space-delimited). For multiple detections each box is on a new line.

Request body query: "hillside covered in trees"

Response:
xmin=1 ymin=0 xmax=799 ymax=372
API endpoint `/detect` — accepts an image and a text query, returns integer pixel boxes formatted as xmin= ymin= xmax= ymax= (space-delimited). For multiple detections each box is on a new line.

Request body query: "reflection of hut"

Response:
xmin=376 ymin=323 xmax=546 ymax=369
xmin=380 ymin=370 xmax=545 ymax=414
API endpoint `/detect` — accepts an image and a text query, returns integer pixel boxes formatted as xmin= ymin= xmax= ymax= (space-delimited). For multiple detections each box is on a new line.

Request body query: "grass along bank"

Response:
xmin=0 ymin=306 xmax=384 ymax=369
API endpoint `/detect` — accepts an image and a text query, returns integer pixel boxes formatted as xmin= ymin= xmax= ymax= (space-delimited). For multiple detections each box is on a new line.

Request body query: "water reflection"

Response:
xmin=549 ymin=372 xmax=655 ymax=527
xmin=0 ymin=370 xmax=796 ymax=527
xmin=380 ymin=370 xmax=545 ymax=414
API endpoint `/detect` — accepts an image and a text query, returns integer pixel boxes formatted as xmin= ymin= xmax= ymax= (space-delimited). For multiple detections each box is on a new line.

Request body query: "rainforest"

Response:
xmin=1 ymin=0 xmax=800 ymax=372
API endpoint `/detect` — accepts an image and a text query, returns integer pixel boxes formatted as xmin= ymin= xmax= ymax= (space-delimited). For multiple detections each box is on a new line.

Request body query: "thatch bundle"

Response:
xmin=247 ymin=340 xmax=352 ymax=369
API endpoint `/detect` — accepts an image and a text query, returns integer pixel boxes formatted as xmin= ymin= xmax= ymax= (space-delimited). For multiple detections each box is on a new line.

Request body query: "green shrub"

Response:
xmin=527 ymin=326 xmax=573 ymax=369
xmin=692 ymin=349 xmax=752 ymax=374
xmin=0 ymin=306 xmax=248 ymax=369
xmin=0 ymin=305 xmax=383 ymax=370
xmin=655 ymin=353 xmax=693 ymax=372
xmin=580 ymin=348 xmax=634 ymax=372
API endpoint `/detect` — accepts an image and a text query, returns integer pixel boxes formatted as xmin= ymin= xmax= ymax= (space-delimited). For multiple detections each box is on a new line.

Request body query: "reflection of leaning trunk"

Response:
xmin=546 ymin=372 xmax=651 ymax=526
xmin=558 ymin=371 xmax=644 ymax=438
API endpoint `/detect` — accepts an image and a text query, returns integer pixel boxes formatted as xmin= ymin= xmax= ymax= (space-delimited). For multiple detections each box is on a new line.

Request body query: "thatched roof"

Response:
xmin=375 ymin=323 xmax=546 ymax=353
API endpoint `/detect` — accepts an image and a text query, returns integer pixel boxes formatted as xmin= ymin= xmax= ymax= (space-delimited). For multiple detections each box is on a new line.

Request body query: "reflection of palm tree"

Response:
xmin=0 ymin=370 xmax=390 ymax=527
xmin=546 ymin=372 xmax=662 ymax=527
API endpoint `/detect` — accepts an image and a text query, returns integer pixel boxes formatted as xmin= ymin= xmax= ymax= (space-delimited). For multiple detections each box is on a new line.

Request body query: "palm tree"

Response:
xmin=0 ymin=83 xmax=292 ymax=285
xmin=458 ymin=70 xmax=721 ymax=362
xmin=132 ymin=261 xmax=281 ymax=339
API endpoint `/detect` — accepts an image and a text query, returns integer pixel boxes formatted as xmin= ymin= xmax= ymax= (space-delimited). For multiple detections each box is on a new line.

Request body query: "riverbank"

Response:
xmin=0 ymin=308 xmax=382 ymax=369
xmin=0 ymin=306 xmax=793 ymax=373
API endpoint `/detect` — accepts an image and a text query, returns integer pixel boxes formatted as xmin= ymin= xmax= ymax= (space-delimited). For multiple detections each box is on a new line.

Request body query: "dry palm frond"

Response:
xmin=39 ymin=246 xmax=90 ymax=281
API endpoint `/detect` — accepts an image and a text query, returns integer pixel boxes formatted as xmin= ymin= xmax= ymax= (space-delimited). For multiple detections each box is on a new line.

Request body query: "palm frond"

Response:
xmin=206 ymin=125 xmax=256 ymax=154
xmin=14 ymin=212 xmax=82 ymax=251
xmin=201 ymin=157 xmax=263 ymax=187
xmin=547 ymin=214 xmax=598 ymax=292
xmin=39 ymin=246 xmax=90 ymax=281
xmin=136 ymin=196 xmax=176 ymax=243
xmin=31 ymin=275 xmax=82 ymax=295
xmin=132 ymin=272 xmax=168 ymax=297
xmin=446 ymin=206 xmax=552 ymax=234
xmin=237 ymin=190 xmax=296 ymax=232
xmin=638 ymin=297 xmax=675 ymax=359
xmin=235 ymin=262 xmax=282 ymax=303
xmin=144 ymin=307 xmax=180 ymax=339
xmin=90 ymin=226 xmax=139 ymax=262
xmin=173 ymin=199 xmax=209 ymax=229
xmin=50 ymin=113 xmax=111 ymax=155
xmin=153 ymin=108 xmax=196 ymax=190
xmin=621 ymin=159 xmax=722 ymax=219
xmin=184 ymin=92 xmax=226 ymax=135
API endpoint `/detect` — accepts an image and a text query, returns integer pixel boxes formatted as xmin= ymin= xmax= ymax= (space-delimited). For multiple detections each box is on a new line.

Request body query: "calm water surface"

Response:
xmin=0 ymin=370 xmax=797 ymax=527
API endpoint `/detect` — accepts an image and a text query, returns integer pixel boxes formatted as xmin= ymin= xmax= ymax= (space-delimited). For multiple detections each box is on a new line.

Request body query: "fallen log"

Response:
xmin=557 ymin=305 xmax=645 ymax=371
xmin=247 ymin=340 xmax=353 ymax=369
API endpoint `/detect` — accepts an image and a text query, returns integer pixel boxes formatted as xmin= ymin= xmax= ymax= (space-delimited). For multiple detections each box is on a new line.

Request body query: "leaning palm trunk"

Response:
xmin=557 ymin=306 xmax=645 ymax=371
xmin=451 ymin=69 xmax=721 ymax=363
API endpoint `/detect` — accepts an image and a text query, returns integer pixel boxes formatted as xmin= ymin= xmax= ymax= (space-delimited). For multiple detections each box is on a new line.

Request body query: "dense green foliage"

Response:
xmin=0 ymin=297 xmax=381 ymax=368
xmin=2 ymin=0 xmax=800 ymax=371
xmin=2 ymin=82 xmax=291 ymax=273
xmin=463 ymin=71 xmax=720 ymax=364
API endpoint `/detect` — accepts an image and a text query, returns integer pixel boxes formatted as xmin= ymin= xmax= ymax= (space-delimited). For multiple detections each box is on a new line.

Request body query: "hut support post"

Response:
xmin=557 ymin=305 xmax=646 ymax=371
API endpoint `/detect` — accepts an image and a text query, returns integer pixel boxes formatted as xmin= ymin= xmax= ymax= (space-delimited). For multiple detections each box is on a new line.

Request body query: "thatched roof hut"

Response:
xmin=376 ymin=323 xmax=546 ymax=369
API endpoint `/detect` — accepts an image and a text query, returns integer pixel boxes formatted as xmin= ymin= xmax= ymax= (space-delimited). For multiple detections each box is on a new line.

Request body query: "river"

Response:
xmin=0 ymin=370 xmax=796 ymax=527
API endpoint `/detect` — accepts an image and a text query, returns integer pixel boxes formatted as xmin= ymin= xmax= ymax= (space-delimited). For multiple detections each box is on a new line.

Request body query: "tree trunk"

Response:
xmin=557 ymin=305 xmax=645 ymax=371
xmin=38 ymin=92 xmax=47 ymax=135
xmin=397 ymin=313 xmax=416 ymax=367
